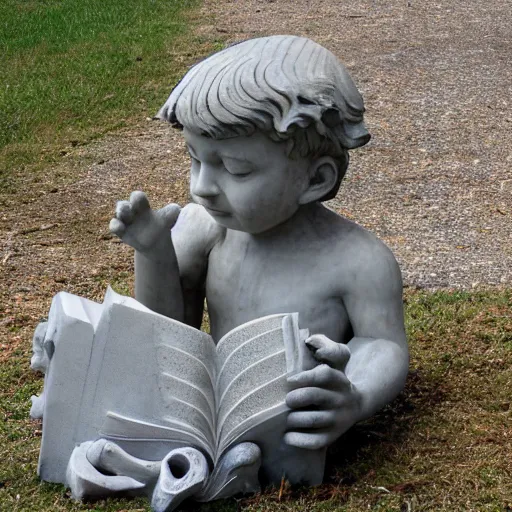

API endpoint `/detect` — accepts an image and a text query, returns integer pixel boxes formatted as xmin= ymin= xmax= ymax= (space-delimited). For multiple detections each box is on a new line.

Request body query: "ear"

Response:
xmin=298 ymin=156 xmax=339 ymax=205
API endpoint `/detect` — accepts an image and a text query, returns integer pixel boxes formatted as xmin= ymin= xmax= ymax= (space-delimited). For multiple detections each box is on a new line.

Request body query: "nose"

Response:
xmin=190 ymin=164 xmax=220 ymax=198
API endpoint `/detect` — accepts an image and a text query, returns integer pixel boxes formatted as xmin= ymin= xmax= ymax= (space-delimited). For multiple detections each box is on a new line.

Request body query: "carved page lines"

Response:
xmin=161 ymin=395 xmax=215 ymax=447
xmin=215 ymin=327 xmax=284 ymax=399
xmin=216 ymin=314 xmax=286 ymax=353
xmin=216 ymin=402 xmax=289 ymax=460
xmin=215 ymin=372 xmax=288 ymax=449
xmin=160 ymin=372 xmax=216 ymax=424
xmin=157 ymin=343 xmax=216 ymax=392
xmin=216 ymin=349 xmax=286 ymax=412
xmin=100 ymin=411 xmax=214 ymax=459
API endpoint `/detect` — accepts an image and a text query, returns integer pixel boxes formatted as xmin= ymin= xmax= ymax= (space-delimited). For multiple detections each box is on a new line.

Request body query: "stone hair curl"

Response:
xmin=156 ymin=35 xmax=371 ymax=200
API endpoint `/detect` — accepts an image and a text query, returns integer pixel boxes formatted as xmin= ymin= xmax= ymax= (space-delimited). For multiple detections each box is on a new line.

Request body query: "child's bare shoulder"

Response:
xmin=335 ymin=215 xmax=395 ymax=260
xmin=172 ymin=203 xmax=225 ymax=281
xmin=324 ymin=211 xmax=402 ymax=293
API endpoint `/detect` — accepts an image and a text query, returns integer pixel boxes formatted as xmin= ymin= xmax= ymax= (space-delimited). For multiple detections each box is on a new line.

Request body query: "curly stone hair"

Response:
xmin=156 ymin=35 xmax=370 ymax=200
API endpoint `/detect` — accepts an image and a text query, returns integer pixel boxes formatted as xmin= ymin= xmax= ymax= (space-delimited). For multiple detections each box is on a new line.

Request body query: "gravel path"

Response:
xmin=2 ymin=0 xmax=510 ymax=293
xmin=196 ymin=0 xmax=512 ymax=289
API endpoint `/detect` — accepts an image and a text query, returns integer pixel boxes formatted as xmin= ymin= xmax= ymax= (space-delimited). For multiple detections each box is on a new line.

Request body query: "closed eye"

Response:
xmin=226 ymin=169 xmax=251 ymax=177
xmin=223 ymin=159 xmax=252 ymax=177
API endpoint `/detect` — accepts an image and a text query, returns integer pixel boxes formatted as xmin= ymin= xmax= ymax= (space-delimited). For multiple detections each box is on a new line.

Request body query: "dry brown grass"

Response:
xmin=2 ymin=289 xmax=510 ymax=510
xmin=1 ymin=1 xmax=511 ymax=511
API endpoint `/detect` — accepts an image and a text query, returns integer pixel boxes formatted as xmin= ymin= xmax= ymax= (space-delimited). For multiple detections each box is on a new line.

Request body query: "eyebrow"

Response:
xmin=186 ymin=145 xmax=252 ymax=165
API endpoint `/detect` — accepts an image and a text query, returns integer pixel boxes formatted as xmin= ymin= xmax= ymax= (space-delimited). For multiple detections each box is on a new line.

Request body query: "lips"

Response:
xmin=202 ymin=205 xmax=230 ymax=216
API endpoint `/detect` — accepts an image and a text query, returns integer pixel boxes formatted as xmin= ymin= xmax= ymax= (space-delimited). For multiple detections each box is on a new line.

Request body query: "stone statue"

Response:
xmin=30 ymin=35 xmax=408 ymax=511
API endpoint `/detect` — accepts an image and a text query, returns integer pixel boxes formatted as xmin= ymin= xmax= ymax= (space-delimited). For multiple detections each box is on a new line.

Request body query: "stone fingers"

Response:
xmin=305 ymin=334 xmax=351 ymax=371
xmin=286 ymin=385 xmax=344 ymax=410
xmin=287 ymin=364 xmax=350 ymax=390
xmin=158 ymin=203 xmax=181 ymax=229
xmin=109 ymin=217 xmax=126 ymax=237
xmin=110 ymin=191 xmax=151 ymax=241
xmin=115 ymin=200 xmax=134 ymax=224
xmin=286 ymin=410 xmax=335 ymax=430
xmin=283 ymin=431 xmax=333 ymax=451
xmin=110 ymin=196 xmax=138 ymax=238
xmin=129 ymin=190 xmax=151 ymax=213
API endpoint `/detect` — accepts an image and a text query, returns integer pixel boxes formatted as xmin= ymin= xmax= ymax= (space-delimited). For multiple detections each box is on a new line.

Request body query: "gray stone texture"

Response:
xmin=32 ymin=35 xmax=409 ymax=511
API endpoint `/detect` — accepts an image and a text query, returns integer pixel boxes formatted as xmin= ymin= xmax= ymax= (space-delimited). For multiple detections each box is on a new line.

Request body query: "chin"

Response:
xmin=207 ymin=213 xmax=242 ymax=231
xmin=209 ymin=216 xmax=266 ymax=234
xmin=206 ymin=209 xmax=293 ymax=234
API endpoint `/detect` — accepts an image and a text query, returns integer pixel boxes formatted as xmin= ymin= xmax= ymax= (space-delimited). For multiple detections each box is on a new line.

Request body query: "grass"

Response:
xmin=1 ymin=289 xmax=511 ymax=511
xmin=1 ymin=3 xmax=511 ymax=510
xmin=0 ymin=0 xmax=200 ymax=192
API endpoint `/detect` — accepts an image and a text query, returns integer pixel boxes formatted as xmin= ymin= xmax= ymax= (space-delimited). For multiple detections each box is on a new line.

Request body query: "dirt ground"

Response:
xmin=198 ymin=0 xmax=512 ymax=290
xmin=1 ymin=0 xmax=511 ymax=335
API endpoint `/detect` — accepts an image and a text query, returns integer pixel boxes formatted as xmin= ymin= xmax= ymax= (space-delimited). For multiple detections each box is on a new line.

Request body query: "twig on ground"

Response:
xmin=2 ymin=252 xmax=12 ymax=265
xmin=16 ymin=224 xmax=57 ymax=236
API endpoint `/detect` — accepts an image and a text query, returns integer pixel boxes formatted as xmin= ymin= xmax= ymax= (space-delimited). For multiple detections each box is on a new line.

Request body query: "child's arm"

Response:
xmin=340 ymin=240 xmax=408 ymax=419
xmin=110 ymin=193 xmax=219 ymax=326
xmin=285 ymin=239 xmax=408 ymax=450
xmin=170 ymin=203 xmax=223 ymax=328
xmin=110 ymin=191 xmax=183 ymax=320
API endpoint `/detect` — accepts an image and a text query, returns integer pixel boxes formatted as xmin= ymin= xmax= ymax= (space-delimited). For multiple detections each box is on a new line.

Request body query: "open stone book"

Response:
xmin=32 ymin=287 xmax=323 ymax=503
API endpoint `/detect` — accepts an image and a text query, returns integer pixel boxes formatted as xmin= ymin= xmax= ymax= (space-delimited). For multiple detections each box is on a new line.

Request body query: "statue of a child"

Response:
xmin=109 ymin=35 xmax=408 ymax=483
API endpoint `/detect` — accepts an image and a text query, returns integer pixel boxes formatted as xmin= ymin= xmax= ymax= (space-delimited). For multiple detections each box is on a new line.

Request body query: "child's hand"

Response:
xmin=109 ymin=191 xmax=180 ymax=257
xmin=284 ymin=335 xmax=363 ymax=450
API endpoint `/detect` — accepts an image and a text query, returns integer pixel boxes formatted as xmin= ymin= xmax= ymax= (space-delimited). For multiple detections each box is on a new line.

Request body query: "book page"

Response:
xmin=73 ymin=288 xmax=218 ymax=460
xmin=214 ymin=313 xmax=307 ymax=457
xmin=100 ymin=411 xmax=213 ymax=460
xmin=154 ymin=321 xmax=217 ymax=451
xmin=215 ymin=314 xmax=287 ymax=365
xmin=215 ymin=327 xmax=286 ymax=402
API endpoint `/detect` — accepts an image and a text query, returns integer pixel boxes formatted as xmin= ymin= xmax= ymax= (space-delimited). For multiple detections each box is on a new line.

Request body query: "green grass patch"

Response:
xmin=0 ymin=0 xmax=199 ymax=191
xmin=1 ymin=289 xmax=511 ymax=510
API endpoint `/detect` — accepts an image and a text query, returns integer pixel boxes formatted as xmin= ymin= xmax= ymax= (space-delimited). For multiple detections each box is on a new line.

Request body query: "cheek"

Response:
xmin=221 ymin=168 xmax=304 ymax=230
xmin=237 ymin=192 xmax=297 ymax=233
xmin=228 ymin=190 xmax=262 ymax=219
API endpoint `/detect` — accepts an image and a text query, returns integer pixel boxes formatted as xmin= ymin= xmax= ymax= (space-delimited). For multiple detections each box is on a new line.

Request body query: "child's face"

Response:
xmin=183 ymin=128 xmax=310 ymax=234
